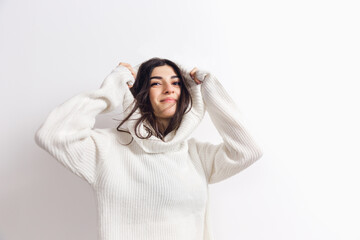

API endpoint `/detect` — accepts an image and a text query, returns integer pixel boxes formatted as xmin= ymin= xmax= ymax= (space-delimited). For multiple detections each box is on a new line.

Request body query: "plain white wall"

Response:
xmin=1 ymin=0 xmax=359 ymax=239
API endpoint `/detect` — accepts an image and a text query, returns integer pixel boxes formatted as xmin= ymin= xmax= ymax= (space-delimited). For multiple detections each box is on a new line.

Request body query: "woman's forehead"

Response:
xmin=151 ymin=65 xmax=176 ymax=76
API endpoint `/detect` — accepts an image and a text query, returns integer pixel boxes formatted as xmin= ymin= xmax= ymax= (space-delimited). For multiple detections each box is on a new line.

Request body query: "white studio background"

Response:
xmin=1 ymin=0 xmax=359 ymax=239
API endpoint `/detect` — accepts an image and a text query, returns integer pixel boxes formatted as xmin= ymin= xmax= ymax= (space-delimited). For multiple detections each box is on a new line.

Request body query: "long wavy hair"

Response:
xmin=116 ymin=57 xmax=193 ymax=145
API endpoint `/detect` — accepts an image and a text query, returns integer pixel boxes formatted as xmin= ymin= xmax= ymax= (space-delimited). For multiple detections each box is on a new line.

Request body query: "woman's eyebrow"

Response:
xmin=150 ymin=76 xmax=179 ymax=80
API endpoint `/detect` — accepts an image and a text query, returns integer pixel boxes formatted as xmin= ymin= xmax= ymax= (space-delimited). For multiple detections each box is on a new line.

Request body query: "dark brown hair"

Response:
xmin=116 ymin=57 xmax=193 ymax=145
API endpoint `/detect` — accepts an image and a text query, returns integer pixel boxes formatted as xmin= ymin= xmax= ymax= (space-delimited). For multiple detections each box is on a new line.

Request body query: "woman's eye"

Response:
xmin=151 ymin=82 xmax=181 ymax=86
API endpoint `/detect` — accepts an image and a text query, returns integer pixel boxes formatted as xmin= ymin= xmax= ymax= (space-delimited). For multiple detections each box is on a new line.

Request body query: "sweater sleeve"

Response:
xmin=189 ymin=70 xmax=264 ymax=184
xmin=34 ymin=65 xmax=135 ymax=186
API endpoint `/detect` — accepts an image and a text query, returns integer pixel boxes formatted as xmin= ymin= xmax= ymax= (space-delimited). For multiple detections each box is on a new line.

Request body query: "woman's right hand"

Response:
xmin=118 ymin=62 xmax=136 ymax=88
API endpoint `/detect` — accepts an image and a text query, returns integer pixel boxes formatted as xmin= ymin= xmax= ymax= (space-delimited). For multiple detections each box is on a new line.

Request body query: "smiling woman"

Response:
xmin=34 ymin=56 xmax=263 ymax=240
xmin=117 ymin=57 xmax=195 ymax=141
xmin=148 ymin=65 xmax=182 ymax=131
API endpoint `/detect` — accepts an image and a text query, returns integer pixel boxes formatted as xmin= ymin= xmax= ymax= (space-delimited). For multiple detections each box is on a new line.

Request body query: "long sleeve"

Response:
xmin=189 ymin=70 xmax=264 ymax=184
xmin=34 ymin=65 xmax=135 ymax=186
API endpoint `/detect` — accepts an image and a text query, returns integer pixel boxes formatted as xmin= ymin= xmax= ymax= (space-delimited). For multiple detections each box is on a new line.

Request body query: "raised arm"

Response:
xmin=34 ymin=64 xmax=135 ymax=186
xmin=183 ymin=66 xmax=264 ymax=184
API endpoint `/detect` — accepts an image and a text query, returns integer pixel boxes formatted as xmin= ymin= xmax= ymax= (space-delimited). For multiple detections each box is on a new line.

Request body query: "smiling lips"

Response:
xmin=161 ymin=98 xmax=176 ymax=103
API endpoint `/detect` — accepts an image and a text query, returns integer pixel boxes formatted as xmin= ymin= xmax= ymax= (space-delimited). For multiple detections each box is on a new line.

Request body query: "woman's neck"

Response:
xmin=156 ymin=117 xmax=170 ymax=134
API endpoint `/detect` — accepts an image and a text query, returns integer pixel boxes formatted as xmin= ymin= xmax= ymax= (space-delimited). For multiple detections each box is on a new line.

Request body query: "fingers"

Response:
xmin=190 ymin=67 xmax=198 ymax=76
xmin=128 ymin=66 xmax=136 ymax=78
xmin=118 ymin=62 xmax=137 ymax=79
xmin=174 ymin=62 xmax=203 ymax=85
xmin=190 ymin=67 xmax=198 ymax=79
xmin=190 ymin=67 xmax=202 ymax=84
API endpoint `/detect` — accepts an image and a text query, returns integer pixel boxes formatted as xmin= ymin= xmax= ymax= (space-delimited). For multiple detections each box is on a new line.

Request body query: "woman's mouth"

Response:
xmin=162 ymin=99 xmax=176 ymax=103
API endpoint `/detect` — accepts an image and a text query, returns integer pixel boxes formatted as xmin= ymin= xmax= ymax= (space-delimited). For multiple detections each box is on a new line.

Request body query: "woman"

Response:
xmin=34 ymin=57 xmax=263 ymax=240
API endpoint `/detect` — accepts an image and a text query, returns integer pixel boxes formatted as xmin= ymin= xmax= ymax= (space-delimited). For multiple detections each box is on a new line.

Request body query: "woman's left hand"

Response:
xmin=190 ymin=67 xmax=203 ymax=85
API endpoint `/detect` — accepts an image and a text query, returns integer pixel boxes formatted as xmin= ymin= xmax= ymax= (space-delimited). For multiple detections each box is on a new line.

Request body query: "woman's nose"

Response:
xmin=163 ymin=82 xmax=175 ymax=93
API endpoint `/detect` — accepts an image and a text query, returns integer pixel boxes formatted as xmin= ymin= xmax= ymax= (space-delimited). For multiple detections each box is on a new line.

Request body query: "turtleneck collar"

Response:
xmin=120 ymin=63 xmax=205 ymax=154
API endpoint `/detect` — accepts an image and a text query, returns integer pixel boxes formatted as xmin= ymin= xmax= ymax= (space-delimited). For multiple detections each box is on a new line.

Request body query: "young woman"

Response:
xmin=34 ymin=57 xmax=263 ymax=240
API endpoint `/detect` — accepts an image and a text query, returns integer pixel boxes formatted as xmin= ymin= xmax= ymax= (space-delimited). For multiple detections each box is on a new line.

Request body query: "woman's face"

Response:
xmin=149 ymin=65 xmax=181 ymax=119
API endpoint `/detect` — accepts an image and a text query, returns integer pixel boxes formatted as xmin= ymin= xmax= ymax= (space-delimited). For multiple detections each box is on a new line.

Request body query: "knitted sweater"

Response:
xmin=34 ymin=62 xmax=263 ymax=240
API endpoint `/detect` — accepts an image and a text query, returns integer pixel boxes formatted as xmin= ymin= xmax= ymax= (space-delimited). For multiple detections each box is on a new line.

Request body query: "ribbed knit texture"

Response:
xmin=34 ymin=63 xmax=263 ymax=240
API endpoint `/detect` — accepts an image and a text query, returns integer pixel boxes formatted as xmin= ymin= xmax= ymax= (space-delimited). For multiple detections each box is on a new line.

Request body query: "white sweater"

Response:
xmin=34 ymin=62 xmax=263 ymax=240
